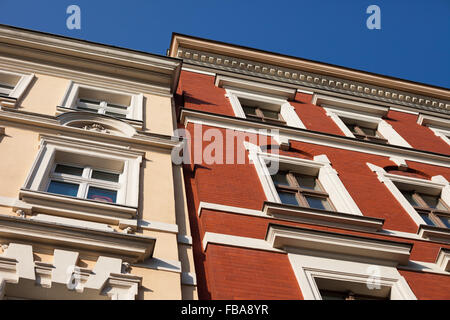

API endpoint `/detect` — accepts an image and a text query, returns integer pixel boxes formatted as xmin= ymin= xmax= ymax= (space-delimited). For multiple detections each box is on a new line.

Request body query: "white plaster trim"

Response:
xmin=297 ymin=88 xmax=315 ymax=95
xmin=267 ymin=225 xmax=412 ymax=265
xmin=202 ymin=232 xmax=284 ymax=253
xmin=0 ymin=69 xmax=35 ymax=104
xmin=389 ymin=107 xmax=419 ymax=115
xmin=59 ymin=81 xmax=144 ymax=122
xmin=398 ymin=260 xmax=450 ymax=276
xmin=198 ymin=201 xmax=444 ymax=243
xmin=132 ymin=258 xmax=182 ymax=274
xmin=177 ymin=234 xmax=193 ymax=246
xmin=181 ymin=272 xmax=197 ymax=286
xmin=138 ymin=220 xmax=179 ymax=234
xmin=224 ymin=87 xmax=306 ymax=129
xmin=181 ymin=66 xmax=216 ymax=76
xmin=322 ymin=102 xmax=412 ymax=148
xmin=0 ymin=244 xmax=142 ymax=300
xmin=30 ymin=214 xmax=113 ymax=232
xmin=198 ymin=201 xmax=266 ymax=218
xmin=216 ymin=75 xmax=296 ymax=99
xmin=288 ymin=252 xmax=416 ymax=300
xmin=181 ymin=110 xmax=450 ymax=168
xmin=435 ymin=249 xmax=450 ymax=272
xmin=367 ymin=163 xmax=450 ymax=227
xmin=417 ymin=114 xmax=450 ymax=129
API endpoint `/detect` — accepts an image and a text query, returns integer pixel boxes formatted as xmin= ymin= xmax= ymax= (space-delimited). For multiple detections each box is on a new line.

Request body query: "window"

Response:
xmin=244 ymin=142 xmax=363 ymax=216
xmin=368 ymin=163 xmax=450 ymax=230
xmin=314 ymin=94 xmax=411 ymax=148
xmin=400 ymin=190 xmax=450 ymax=228
xmin=341 ymin=117 xmax=387 ymax=144
xmin=216 ymin=75 xmax=305 ymax=129
xmin=59 ymin=81 xmax=144 ymax=124
xmin=0 ymin=81 xmax=15 ymax=97
xmin=21 ymin=135 xmax=143 ymax=221
xmin=77 ymin=98 xmax=129 ymax=119
xmin=242 ymin=102 xmax=285 ymax=125
xmin=417 ymin=114 xmax=450 ymax=147
xmin=47 ymin=163 xmax=122 ymax=204
xmin=0 ymin=70 xmax=35 ymax=105
xmin=273 ymin=171 xmax=334 ymax=211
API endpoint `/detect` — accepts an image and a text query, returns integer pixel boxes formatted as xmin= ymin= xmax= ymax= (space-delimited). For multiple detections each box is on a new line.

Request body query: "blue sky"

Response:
xmin=1 ymin=0 xmax=449 ymax=88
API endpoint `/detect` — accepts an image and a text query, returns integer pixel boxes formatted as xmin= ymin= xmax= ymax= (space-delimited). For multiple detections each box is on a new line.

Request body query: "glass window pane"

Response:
xmin=47 ymin=181 xmax=79 ymax=197
xmin=77 ymin=99 xmax=101 ymax=111
xmin=360 ymin=127 xmax=376 ymax=137
xmin=278 ymin=191 xmax=298 ymax=206
xmin=420 ymin=194 xmax=440 ymax=209
xmin=261 ymin=109 xmax=279 ymax=119
xmin=54 ymin=164 xmax=83 ymax=176
xmin=419 ymin=213 xmax=436 ymax=226
xmin=305 ymin=196 xmax=332 ymax=211
xmin=295 ymin=175 xmax=319 ymax=190
xmin=401 ymin=191 xmax=419 ymax=207
xmin=272 ymin=172 xmax=289 ymax=186
xmin=106 ymin=103 xmax=128 ymax=110
xmin=87 ymin=187 xmax=117 ymax=203
xmin=437 ymin=215 xmax=450 ymax=228
xmin=92 ymin=170 xmax=120 ymax=182
xmin=242 ymin=105 xmax=257 ymax=116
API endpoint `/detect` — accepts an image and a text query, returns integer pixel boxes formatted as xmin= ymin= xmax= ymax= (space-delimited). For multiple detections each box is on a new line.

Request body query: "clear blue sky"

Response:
xmin=1 ymin=0 xmax=449 ymax=88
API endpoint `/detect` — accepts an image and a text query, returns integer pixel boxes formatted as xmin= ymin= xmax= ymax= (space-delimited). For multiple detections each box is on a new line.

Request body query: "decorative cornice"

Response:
xmin=0 ymin=108 xmax=182 ymax=150
xmin=0 ymin=25 xmax=182 ymax=95
xmin=174 ymin=46 xmax=450 ymax=115
xmin=0 ymin=214 xmax=156 ymax=263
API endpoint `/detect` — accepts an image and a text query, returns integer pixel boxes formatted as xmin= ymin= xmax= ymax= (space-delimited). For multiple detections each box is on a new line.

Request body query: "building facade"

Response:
xmin=170 ymin=34 xmax=450 ymax=300
xmin=0 ymin=26 xmax=197 ymax=300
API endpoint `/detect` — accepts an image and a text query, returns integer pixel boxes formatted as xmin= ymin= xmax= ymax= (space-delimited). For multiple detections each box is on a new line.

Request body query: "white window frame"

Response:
xmin=367 ymin=163 xmax=450 ymax=227
xmin=417 ymin=114 xmax=450 ymax=147
xmin=0 ymin=69 xmax=35 ymax=103
xmin=244 ymin=141 xmax=362 ymax=215
xmin=59 ymin=81 xmax=144 ymax=122
xmin=23 ymin=135 xmax=142 ymax=208
xmin=313 ymin=94 xmax=411 ymax=148
xmin=216 ymin=75 xmax=305 ymax=129
xmin=288 ymin=251 xmax=416 ymax=300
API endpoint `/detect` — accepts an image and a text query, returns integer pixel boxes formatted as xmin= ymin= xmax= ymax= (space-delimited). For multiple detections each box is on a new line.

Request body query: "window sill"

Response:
xmin=19 ymin=189 xmax=138 ymax=224
xmin=267 ymin=223 xmax=412 ymax=265
xmin=417 ymin=224 xmax=450 ymax=243
xmin=263 ymin=202 xmax=384 ymax=232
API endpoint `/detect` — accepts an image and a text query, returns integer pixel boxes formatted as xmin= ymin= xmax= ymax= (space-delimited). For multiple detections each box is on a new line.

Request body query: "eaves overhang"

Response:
xmin=0 ymin=24 xmax=182 ymax=94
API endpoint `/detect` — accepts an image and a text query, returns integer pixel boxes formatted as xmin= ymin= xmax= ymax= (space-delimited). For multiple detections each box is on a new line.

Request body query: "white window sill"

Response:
xmin=418 ymin=224 xmax=450 ymax=243
xmin=263 ymin=202 xmax=384 ymax=232
xmin=19 ymin=189 xmax=138 ymax=224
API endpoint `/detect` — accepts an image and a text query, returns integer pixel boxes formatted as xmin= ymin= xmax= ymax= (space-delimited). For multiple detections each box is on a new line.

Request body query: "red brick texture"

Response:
xmin=205 ymin=244 xmax=303 ymax=300
xmin=179 ymin=70 xmax=450 ymax=300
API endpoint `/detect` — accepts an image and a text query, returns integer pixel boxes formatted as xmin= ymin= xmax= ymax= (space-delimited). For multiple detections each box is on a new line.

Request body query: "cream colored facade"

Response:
xmin=0 ymin=26 xmax=197 ymax=299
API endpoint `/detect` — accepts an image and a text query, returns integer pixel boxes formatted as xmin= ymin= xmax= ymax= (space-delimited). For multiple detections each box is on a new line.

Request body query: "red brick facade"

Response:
xmin=174 ymin=39 xmax=450 ymax=300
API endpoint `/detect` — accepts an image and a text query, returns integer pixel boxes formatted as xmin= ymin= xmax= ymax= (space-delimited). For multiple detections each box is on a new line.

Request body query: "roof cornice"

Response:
xmin=170 ymin=34 xmax=450 ymax=115
xmin=0 ymin=25 xmax=182 ymax=94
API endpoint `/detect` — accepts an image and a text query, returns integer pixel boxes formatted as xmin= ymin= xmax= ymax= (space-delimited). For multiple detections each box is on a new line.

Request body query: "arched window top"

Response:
xmin=57 ymin=112 xmax=137 ymax=137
